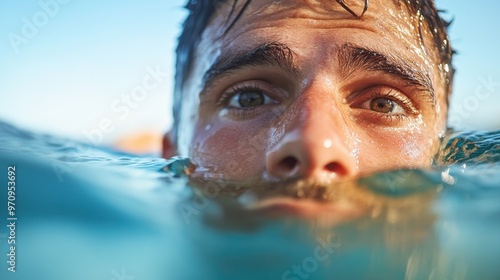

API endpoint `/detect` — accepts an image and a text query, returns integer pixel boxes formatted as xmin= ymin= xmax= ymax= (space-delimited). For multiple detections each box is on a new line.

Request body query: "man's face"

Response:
xmin=177 ymin=0 xmax=447 ymax=183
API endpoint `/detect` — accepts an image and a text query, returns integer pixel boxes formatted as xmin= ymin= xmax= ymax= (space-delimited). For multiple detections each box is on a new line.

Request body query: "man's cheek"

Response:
xmin=358 ymin=131 xmax=431 ymax=172
xmin=190 ymin=124 xmax=267 ymax=179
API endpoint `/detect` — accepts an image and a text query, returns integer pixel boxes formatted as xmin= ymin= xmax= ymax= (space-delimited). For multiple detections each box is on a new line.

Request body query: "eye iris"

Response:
xmin=238 ymin=91 xmax=264 ymax=108
xmin=370 ymin=97 xmax=394 ymax=113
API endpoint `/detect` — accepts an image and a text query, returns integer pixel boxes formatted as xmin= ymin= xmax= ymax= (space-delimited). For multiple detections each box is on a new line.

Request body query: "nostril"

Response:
xmin=325 ymin=162 xmax=347 ymax=176
xmin=279 ymin=156 xmax=299 ymax=173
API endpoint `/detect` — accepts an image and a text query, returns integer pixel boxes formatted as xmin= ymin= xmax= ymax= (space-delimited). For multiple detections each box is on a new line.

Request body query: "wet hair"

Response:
xmin=172 ymin=0 xmax=454 ymax=140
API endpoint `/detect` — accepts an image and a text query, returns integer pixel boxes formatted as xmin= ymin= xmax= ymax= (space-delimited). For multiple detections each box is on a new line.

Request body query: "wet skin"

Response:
xmin=170 ymin=0 xmax=448 ymax=215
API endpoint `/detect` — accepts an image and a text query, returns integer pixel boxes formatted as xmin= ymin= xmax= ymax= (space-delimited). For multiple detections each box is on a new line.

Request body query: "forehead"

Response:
xmin=189 ymin=0 xmax=444 ymax=100
xmin=204 ymin=1 xmax=436 ymax=64
xmin=207 ymin=0 xmax=419 ymax=39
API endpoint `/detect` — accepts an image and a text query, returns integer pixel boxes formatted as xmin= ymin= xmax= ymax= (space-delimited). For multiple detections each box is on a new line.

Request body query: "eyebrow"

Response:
xmin=202 ymin=41 xmax=434 ymax=103
xmin=337 ymin=43 xmax=435 ymax=102
xmin=202 ymin=42 xmax=298 ymax=91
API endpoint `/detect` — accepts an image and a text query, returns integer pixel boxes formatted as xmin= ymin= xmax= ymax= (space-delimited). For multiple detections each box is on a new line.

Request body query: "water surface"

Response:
xmin=0 ymin=121 xmax=499 ymax=280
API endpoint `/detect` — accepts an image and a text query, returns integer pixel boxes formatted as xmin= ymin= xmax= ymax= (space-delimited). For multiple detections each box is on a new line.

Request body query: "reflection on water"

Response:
xmin=0 ymin=121 xmax=499 ymax=280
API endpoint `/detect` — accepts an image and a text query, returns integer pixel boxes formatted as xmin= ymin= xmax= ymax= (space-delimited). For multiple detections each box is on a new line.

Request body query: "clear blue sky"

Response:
xmin=0 ymin=0 xmax=187 ymax=142
xmin=0 ymin=0 xmax=499 ymax=145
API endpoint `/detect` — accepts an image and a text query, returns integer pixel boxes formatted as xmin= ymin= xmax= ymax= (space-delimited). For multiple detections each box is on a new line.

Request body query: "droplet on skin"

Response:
xmin=349 ymin=136 xmax=362 ymax=168
xmin=300 ymin=78 xmax=309 ymax=89
xmin=323 ymin=138 xmax=333 ymax=149
xmin=218 ymin=108 xmax=229 ymax=118
xmin=443 ymin=63 xmax=450 ymax=73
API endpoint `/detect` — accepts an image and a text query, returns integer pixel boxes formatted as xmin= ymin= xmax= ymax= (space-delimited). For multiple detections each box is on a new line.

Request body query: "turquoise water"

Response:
xmin=0 ymin=121 xmax=499 ymax=280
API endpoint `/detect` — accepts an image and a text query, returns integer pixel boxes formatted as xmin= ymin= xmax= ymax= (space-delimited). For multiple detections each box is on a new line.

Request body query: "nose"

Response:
xmin=265 ymin=97 xmax=357 ymax=181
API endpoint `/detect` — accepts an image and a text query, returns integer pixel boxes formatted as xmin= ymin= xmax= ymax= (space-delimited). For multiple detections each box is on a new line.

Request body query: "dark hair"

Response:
xmin=173 ymin=0 xmax=454 ymax=140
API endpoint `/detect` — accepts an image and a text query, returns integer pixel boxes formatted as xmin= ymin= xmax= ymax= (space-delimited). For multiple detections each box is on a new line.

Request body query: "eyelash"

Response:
xmin=217 ymin=82 xmax=418 ymax=124
xmin=355 ymin=88 xmax=418 ymax=121
xmin=218 ymin=85 xmax=259 ymax=107
xmin=217 ymin=84 xmax=274 ymax=117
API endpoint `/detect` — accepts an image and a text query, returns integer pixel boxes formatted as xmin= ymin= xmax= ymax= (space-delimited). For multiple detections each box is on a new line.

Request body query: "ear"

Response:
xmin=162 ymin=130 xmax=177 ymax=159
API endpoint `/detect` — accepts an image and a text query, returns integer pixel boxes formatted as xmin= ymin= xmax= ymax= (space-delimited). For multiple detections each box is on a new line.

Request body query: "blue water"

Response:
xmin=0 ymin=121 xmax=499 ymax=280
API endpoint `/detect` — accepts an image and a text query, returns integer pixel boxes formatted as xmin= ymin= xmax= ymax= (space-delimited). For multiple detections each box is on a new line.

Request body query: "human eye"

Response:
xmin=226 ymin=87 xmax=275 ymax=108
xmin=350 ymin=86 xmax=419 ymax=123
xmin=218 ymin=80 xmax=280 ymax=118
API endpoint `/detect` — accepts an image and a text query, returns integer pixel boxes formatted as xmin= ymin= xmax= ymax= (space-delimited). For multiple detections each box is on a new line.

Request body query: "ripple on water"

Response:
xmin=1 ymin=121 xmax=500 ymax=279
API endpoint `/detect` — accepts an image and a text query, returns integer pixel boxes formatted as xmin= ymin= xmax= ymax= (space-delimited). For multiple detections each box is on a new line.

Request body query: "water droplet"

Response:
xmin=460 ymin=163 xmax=467 ymax=172
xmin=441 ymin=168 xmax=456 ymax=185
xmin=162 ymin=157 xmax=193 ymax=177
xmin=323 ymin=139 xmax=333 ymax=149
xmin=443 ymin=63 xmax=450 ymax=73
xmin=238 ymin=191 xmax=258 ymax=206
xmin=218 ymin=109 xmax=228 ymax=118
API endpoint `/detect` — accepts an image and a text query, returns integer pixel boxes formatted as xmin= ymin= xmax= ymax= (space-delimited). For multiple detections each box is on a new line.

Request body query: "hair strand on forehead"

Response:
xmin=224 ymin=0 xmax=253 ymax=35
xmin=335 ymin=0 xmax=368 ymax=18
